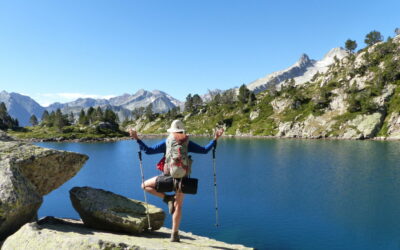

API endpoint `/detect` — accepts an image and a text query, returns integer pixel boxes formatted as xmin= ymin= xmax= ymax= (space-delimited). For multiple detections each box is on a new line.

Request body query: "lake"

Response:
xmin=36 ymin=138 xmax=400 ymax=250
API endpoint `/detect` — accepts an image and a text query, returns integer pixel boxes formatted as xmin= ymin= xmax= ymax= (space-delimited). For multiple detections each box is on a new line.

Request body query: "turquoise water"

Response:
xmin=36 ymin=138 xmax=400 ymax=249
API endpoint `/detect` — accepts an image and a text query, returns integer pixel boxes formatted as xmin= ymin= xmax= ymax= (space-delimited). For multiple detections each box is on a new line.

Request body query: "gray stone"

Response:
xmin=2 ymin=217 xmax=252 ymax=250
xmin=0 ymin=141 xmax=89 ymax=196
xmin=0 ymin=130 xmax=14 ymax=141
xmin=0 ymin=139 xmax=88 ymax=240
xmin=386 ymin=112 xmax=400 ymax=139
xmin=70 ymin=186 xmax=165 ymax=234
xmin=0 ymin=159 xmax=42 ymax=240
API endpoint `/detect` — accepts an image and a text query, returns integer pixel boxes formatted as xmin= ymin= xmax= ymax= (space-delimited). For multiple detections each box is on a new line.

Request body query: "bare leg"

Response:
xmin=142 ymin=176 xmax=165 ymax=198
xmin=172 ymin=191 xmax=184 ymax=233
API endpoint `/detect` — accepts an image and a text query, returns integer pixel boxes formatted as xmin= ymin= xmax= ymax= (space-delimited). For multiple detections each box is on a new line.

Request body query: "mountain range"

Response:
xmin=1 ymin=47 xmax=344 ymax=127
xmin=0 ymin=90 xmax=182 ymax=126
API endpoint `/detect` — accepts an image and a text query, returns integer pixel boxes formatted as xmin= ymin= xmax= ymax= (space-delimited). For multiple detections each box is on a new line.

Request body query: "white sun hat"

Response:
xmin=167 ymin=120 xmax=185 ymax=133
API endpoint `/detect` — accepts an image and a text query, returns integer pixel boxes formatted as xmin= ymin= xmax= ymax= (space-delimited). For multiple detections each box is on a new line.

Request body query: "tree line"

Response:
xmin=345 ymin=28 xmax=400 ymax=53
xmin=30 ymin=106 xmax=120 ymax=130
xmin=0 ymin=102 xmax=19 ymax=130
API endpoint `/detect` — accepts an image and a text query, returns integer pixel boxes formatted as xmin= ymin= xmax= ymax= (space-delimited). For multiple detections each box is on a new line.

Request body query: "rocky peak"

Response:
xmin=296 ymin=53 xmax=312 ymax=67
xmin=318 ymin=47 xmax=349 ymax=67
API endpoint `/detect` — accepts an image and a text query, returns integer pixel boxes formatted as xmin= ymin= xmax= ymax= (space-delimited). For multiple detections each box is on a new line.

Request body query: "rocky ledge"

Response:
xmin=2 ymin=217 xmax=252 ymax=250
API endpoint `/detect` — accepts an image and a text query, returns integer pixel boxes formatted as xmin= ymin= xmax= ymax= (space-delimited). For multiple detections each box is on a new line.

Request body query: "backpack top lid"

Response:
xmin=167 ymin=120 xmax=185 ymax=133
xmin=171 ymin=132 xmax=188 ymax=144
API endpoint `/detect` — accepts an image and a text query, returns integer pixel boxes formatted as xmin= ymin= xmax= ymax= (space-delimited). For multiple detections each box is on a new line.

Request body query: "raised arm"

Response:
xmin=137 ymin=139 xmax=166 ymax=154
xmin=130 ymin=129 xmax=166 ymax=154
xmin=188 ymin=140 xmax=215 ymax=154
xmin=188 ymin=128 xmax=224 ymax=154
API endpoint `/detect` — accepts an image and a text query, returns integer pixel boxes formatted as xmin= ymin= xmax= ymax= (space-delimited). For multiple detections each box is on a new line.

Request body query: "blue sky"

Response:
xmin=0 ymin=0 xmax=399 ymax=106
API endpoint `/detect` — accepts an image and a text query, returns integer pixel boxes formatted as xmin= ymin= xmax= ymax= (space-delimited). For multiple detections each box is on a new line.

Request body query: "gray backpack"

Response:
xmin=164 ymin=133 xmax=192 ymax=178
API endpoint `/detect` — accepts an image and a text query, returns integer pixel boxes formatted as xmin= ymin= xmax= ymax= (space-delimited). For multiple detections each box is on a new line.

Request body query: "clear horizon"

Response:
xmin=1 ymin=0 xmax=399 ymax=106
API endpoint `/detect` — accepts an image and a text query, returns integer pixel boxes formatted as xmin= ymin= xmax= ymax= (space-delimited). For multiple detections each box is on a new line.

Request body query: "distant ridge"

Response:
xmin=0 ymin=89 xmax=182 ymax=126
xmin=247 ymin=47 xmax=349 ymax=93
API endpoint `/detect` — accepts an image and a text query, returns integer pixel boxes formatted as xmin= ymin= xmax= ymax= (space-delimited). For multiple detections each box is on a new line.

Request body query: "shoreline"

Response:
xmin=15 ymin=133 xmax=400 ymax=143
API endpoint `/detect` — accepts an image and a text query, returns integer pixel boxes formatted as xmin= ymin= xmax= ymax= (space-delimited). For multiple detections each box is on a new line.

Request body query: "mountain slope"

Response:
xmin=247 ymin=47 xmax=349 ymax=93
xmin=131 ymin=35 xmax=400 ymax=140
xmin=0 ymin=91 xmax=45 ymax=126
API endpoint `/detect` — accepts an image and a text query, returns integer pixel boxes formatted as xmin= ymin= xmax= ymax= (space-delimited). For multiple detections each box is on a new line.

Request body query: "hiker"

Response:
xmin=130 ymin=120 xmax=224 ymax=242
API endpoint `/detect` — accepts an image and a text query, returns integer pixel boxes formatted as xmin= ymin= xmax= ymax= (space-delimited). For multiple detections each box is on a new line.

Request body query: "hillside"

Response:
xmin=128 ymin=35 xmax=400 ymax=140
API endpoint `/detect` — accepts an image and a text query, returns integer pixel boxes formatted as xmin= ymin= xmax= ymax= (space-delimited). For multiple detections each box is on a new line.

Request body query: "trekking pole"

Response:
xmin=212 ymin=141 xmax=219 ymax=227
xmin=138 ymin=150 xmax=152 ymax=231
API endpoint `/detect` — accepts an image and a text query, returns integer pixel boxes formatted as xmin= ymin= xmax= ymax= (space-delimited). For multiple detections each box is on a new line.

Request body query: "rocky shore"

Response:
xmin=19 ymin=132 xmax=400 ymax=144
xmin=2 ymin=217 xmax=251 ymax=250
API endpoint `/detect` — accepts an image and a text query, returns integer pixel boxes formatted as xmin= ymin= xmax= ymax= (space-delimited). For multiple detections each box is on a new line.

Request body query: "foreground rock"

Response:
xmin=0 ymin=130 xmax=14 ymax=141
xmin=70 ymin=186 xmax=165 ymax=234
xmin=0 ymin=137 xmax=88 ymax=240
xmin=0 ymin=158 xmax=42 ymax=240
xmin=2 ymin=217 xmax=252 ymax=249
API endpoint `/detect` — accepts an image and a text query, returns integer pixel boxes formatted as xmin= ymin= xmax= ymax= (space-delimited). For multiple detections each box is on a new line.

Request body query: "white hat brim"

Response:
xmin=167 ymin=128 xmax=185 ymax=133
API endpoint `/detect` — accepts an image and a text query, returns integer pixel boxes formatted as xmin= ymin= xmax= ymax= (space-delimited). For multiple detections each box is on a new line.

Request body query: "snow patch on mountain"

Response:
xmin=247 ymin=47 xmax=349 ymax=93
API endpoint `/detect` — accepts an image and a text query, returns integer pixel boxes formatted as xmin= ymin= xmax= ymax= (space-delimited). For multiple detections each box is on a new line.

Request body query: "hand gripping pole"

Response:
xmin=138 ymin=151 xmax=152 ymax=231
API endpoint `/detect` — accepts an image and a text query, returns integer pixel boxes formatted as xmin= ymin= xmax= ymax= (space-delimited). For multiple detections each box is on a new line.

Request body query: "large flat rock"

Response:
xmin=70 ymin=186 xmax=165 ymax=234
xmin=2 ymin=217 xmax=252 ymax=249
xmin=0 ymin=138 xmax=88 ymax=240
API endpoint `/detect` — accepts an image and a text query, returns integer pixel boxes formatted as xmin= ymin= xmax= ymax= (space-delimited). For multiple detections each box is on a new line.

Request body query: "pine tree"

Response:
xmin=192 ymin=94 xmax=203 ymax=111
xmin=87 ymin=107 xmax=95 ymax=124
xmin=238 ymin=84 xmax=251 ymax=104
xmin=68 ymin=112 xmax=75 ymax=125
xmin=29 ymin=115 xmax=39 ymax=126
xmin=41 ymin=110 xmax=50 ymax=126
xmin=95 ymin=107 xmax=104 ymax=122
xmin=78 ymin=109 xmax=89 ymax=125
xmin=345 ymin=39 xmax=357 ymax=53
xmin=145 ymin=104 xmax=154 ymax=121
xmin=0 ymin=102 xmax=19 ymax=130
xmin=104 ymin=108 xmax=118 ymax=125
xmin=365 ymin=30 xmax=383 ymax=46
xmin=185 ymin=94 xmax=193 ymax=112
xmin=53 ymin=109 xmax=69 ymax=130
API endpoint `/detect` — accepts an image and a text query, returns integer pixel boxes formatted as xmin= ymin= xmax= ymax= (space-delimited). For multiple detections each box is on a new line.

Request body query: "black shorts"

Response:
xmin=155 ymin=175 xmax=198 ymax=194
xmin=155 ymin=175 xmax=174 ymax=193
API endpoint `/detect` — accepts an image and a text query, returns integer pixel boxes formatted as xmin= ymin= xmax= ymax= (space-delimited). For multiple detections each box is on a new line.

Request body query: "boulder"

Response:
xmin=2 ymin=217 xmax=252 ymax=250
xmin=386 ymin=112 xmax=400 ymax=139
xmin=0 ymin=130 xmax=14 ymax=141
xmin=0 ymin=158 xmax=42 ymax=240
xmin=0 ymin=138 xmax=88 ymax=240
xmin=70 ymin=186 xmax=165 ymax=234
xmin=249 ymin=110 xmax=259 ymax=120
xmin=0 ymin=140 xmax=89 ymax=196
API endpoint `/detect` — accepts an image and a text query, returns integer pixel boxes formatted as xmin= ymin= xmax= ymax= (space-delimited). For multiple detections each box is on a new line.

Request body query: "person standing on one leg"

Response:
xmin=130 ymin=120 xmax=223 ymax=242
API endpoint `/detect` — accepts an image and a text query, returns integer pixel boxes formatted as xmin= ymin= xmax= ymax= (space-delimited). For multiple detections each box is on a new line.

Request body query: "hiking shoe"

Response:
xmin=170 ymin=231 xmax=180 ymax=242
xmin=163 ymin=195 xmax=175 ymax=214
